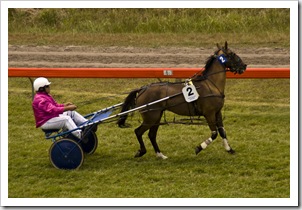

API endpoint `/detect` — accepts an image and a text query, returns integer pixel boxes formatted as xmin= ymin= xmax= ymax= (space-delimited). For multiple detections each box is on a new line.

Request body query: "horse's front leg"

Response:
xmin=195 ymin=130 xmax=218 ymax=155
xmin=216 ymin=111 xmax=235 ymax=154
xmin=218 ymin=127 xmax=235 ymax=154
xmin=195 ymin=115 xmax=218 ymax=155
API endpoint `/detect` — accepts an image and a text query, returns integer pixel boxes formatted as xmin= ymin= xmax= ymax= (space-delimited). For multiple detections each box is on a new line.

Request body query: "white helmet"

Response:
xmin=33 ymin=77 xmax=51 ymax=91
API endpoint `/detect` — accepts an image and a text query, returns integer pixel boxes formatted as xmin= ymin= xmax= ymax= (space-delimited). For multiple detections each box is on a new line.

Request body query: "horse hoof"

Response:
xmin=156 ymin=152 xmax=168 ymax=159
xmin=134 ymin=150 xmax=146 ymax=158
xmin=195 ymin=145 xmax=202 ymax=155
xmin=227 ymin=149 xmax=235 ymax=154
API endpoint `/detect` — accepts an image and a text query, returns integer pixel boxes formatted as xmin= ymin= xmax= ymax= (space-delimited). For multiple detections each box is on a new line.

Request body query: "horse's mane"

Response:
xmin=192 ymin=49 xmax=220 ymax=81
xmin=202 ymin=48 xmax=221 ymax=76
xmin=202 ymin=56 xmax=215 ymax=76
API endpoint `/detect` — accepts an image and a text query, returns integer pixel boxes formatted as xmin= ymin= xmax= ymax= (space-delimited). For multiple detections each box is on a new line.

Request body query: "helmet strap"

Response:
xmin=38 ymin=87 xmax=46 ymax=92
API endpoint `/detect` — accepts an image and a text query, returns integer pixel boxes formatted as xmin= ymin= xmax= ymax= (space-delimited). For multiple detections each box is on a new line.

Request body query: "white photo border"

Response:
xmin=1 ymin=0 xmax=298 ymax=207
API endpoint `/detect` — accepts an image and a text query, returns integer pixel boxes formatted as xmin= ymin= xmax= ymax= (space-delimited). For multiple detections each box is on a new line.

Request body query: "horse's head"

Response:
xmin=216 ymin=41 xmax=247 ymax=74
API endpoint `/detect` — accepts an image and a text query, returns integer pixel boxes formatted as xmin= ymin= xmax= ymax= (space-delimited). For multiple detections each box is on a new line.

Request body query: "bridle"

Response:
xmin=188 ymin=48 xmax=235 ymax=98
xmin=191 ymin=48 xmax=230 ymax=81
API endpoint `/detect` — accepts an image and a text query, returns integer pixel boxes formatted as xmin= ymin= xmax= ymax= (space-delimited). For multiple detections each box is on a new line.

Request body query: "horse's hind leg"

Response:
xmin=216 ymin=111 xmax=235 ymax=154
xmin=148 ymin=124 xmax=168 ymax=159
xmin=134 ymin=124 xmax=151 ymax=157
xmin=195 ymin=114 xmax=218 ymax=155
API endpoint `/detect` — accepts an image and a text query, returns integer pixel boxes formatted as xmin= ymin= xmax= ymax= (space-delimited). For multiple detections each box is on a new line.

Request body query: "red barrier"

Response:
xmin=8 ymin=67 xmax=290 ymax=78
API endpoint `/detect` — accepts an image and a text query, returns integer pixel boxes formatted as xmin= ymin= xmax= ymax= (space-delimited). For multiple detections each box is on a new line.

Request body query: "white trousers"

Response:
xmin=41 ymin=111 xmax=87 ymax=138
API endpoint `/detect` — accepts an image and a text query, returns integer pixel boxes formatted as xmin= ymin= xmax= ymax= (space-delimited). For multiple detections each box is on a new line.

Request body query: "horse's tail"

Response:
xmin=117 ymin=88 xmax=141 ymax=127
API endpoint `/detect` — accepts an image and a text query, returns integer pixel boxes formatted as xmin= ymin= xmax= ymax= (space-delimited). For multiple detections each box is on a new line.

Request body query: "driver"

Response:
xmin=32 ymin=77 xmax=87 ymax=139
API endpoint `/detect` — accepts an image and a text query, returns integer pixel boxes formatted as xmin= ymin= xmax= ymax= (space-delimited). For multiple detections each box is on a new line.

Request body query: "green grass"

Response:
xmin=9 ymin=8 xmax=289 ymax=34
xmin=8 ymin=8 xmax=290 ymax=47
xmin=8 ymin=77 xmax=290 ymax=198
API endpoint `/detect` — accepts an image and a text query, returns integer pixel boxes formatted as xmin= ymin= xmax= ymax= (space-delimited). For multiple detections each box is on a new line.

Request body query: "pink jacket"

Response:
xmin=32 ymin=92 xmax=65 ymax=128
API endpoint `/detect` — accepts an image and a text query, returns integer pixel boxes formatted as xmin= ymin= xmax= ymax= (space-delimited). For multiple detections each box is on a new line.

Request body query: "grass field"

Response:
xmin=6 ymin=7 xmax=292 ymax=204
xmin=8 ymin=77 xmax=290 ymax=198
xmin=8 ymin=8 xmax=289 ymax=47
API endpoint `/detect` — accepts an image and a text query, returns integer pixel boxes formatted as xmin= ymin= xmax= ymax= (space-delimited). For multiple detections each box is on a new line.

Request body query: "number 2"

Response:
xmin=186 ymin=87 xmax=194 ymax=96
xmin=219 ymin=56 xmax=225 ymax=63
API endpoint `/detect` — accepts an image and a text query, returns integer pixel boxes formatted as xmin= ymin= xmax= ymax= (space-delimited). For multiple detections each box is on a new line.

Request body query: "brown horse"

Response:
xmin=117 ymin=41 xmax=247 ymax=159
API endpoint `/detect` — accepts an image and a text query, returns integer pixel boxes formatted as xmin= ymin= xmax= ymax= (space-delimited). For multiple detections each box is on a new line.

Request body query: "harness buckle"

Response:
xmin=184 ymin=79 xmax=193 ymax=86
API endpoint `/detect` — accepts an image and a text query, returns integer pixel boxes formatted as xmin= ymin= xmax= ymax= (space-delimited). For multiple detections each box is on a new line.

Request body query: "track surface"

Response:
xmin=8 ymin=45 xmax=289 ymax=68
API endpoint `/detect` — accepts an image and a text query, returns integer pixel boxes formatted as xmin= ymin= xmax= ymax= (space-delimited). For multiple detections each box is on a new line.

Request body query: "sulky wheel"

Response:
xmin=49 ymin=138 xmax=84 ymax=170
xmin=80 ymin=130 xmax=98 ymax=155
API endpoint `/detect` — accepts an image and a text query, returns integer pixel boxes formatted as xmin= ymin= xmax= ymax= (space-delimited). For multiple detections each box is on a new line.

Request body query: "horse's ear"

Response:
xmin=224 ymin=41 xmax=228 ymax=50
xmin=217 ymin=43 xmax=222 ymax=50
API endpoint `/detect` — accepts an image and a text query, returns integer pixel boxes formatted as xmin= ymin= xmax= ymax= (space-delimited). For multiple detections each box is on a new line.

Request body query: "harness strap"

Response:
xmin=192 ymin=101 xmax=202 ymax=116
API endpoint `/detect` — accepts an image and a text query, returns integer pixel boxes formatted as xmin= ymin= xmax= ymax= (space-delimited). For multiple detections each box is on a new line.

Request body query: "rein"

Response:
xmin=200 ymin=70 xmax=227 ymax=98
xmin=192 ymin=69 xmax=228 ymax=98
xmin=191 ymin=69 xmax=227 ymax=81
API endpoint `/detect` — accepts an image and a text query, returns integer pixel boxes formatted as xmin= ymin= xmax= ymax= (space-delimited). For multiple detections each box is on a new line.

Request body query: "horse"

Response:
xmin=117 ymin=41 xmax=247 ymax=159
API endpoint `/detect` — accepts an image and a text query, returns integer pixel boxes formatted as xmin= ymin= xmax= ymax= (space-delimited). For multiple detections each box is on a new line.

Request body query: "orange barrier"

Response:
xmin=8 ymin=67 xmax=290 ymax=79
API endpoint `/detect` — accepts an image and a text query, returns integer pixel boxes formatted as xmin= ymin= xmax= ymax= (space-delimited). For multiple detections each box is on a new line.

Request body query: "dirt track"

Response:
xmin=8 ymin=45 xmax=289 ymax=68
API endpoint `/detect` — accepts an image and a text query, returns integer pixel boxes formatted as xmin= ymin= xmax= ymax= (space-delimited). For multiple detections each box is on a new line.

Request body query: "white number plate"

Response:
xmin=182 ymin=84 xmax=199 ymax=103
